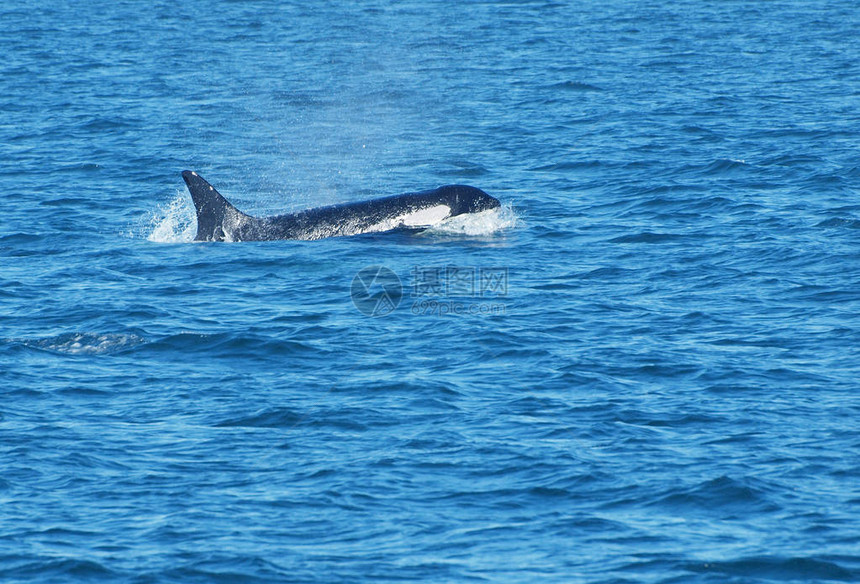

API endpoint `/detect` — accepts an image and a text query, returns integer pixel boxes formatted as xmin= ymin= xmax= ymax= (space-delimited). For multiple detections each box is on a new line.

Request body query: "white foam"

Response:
xmin=25 ymin=333 xmax=146 ymax=355
xmin=146 ymin=191 xmax=196 ymax=243
xmin=426 ymin=204 xmax=519 ymax=237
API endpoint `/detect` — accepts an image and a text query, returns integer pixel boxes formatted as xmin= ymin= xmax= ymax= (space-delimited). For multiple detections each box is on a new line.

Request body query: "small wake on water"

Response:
xmin=13 ymin=333 xmax=146 ymax=356
xmin=146 ymin=191 xmax=196 ymax=243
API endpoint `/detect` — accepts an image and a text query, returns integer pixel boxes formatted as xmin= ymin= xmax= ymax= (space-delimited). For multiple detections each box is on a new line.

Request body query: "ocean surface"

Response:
xmin=1 ymin=1 xmax=859 ymax=582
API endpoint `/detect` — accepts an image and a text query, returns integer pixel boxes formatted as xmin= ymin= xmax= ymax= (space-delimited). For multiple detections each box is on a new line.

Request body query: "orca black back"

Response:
xmin=181 ymin=171 xmax=500 ymax=242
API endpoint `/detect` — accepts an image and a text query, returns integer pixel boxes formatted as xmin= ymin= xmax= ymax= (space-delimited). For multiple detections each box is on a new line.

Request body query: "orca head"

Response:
xmin=438 ymin=185 xmax=501 ymax=216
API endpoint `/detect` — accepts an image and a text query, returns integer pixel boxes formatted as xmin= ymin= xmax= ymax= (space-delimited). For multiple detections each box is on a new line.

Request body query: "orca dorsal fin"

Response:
xmin=181 ymin=171 xmax=252 ymax=241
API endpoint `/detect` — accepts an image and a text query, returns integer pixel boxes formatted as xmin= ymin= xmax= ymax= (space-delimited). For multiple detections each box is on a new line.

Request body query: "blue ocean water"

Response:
xmin=1 ymin=0 xmax=859 ymax=581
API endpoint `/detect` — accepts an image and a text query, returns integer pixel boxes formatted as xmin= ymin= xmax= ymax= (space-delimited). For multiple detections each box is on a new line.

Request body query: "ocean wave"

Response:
xmin=649 ymin=475 xmax=778 ymax=515
xmin=3 ymin=558 xmax=117 ymax=581
xmin=609 ymin=231 xmax=688 ymax=244
xmin=687 ymin=555 xmax=858 ymax=582
xmin=134 ymin=332 xmax=330 ymax=363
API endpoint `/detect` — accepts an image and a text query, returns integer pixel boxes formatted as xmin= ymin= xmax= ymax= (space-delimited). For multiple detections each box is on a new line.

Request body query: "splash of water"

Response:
xmin=146 ymin=191 xmax=196 ymax=243
xmin=427 ymin=204 xmax=519 ymax=237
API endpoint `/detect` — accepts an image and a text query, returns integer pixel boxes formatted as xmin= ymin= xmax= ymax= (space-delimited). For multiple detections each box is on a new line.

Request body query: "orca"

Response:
xmin=181 ymin=171 xmax=501 ymax=242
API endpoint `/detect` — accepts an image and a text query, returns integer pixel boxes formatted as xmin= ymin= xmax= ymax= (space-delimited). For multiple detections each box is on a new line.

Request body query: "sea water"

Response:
xmin=1 ymin=1 xmax=858 ymax=582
